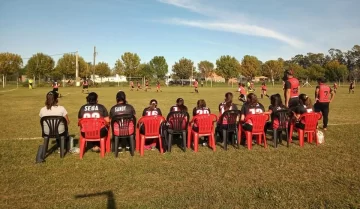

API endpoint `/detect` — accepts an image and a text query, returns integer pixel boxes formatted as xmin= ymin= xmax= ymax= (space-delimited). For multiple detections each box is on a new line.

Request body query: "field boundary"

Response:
xmin=0 ymin=88 xmax=18 ymax=93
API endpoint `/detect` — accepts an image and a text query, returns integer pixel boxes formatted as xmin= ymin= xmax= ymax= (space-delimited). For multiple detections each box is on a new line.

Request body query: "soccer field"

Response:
xmin=1 ymin=85 xmax=359 ymax=208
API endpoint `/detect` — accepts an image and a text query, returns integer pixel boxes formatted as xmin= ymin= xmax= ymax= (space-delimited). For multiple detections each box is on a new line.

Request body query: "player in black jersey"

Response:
xmin=169 ymin=98 xmax=188 ymax=113
xmin=78 ymin=92 xmax=109 ymax=152
xmin=142 ymin=99 xmax=162 ymax=116
xmin=192 ymin=99 xmax=211 ymax=116
xmin=240 ymin=93 xmax=265 ymax=132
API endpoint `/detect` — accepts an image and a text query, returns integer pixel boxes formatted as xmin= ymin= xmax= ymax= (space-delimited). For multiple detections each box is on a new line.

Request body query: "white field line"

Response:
xmin=0 ymin=88 xmax=17 ymax=93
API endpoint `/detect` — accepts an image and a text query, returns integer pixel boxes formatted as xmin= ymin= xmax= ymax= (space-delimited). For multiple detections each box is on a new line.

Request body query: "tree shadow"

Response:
xmin=75 ymin=190 xmax=116 ymax=209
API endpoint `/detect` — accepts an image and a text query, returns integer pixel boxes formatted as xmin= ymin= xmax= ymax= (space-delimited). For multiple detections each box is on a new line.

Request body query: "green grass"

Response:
xmin=1 ymin=85 xmax=360 ymax=209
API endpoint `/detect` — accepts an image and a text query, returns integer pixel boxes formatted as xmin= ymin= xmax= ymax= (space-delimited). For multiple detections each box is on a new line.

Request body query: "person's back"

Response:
xmin=193 ymin=99 xmax=211 ymax=116
xmin=142 ymin=99 xmax=162 ymax=116
xmin=240 ymin=93 xmax=265 ymax=130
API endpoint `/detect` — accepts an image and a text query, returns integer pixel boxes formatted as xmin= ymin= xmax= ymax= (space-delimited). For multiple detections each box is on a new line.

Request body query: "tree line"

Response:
xmin=0 ymin=45 xmax=359 ymax=86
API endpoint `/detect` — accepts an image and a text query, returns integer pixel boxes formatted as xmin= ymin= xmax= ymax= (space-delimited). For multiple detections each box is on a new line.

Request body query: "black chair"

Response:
xmin=40 ymin=116 xmax=69 ymax=158
xmin=166 ymin=111 xmax=189 ymax=152
xmin=111 ymin=114 xmax=136 ymax=157
xmin=217 ymin=110 xmax=241 ymax=150
xmin=268 ymin=109 xmax=290 ymax=148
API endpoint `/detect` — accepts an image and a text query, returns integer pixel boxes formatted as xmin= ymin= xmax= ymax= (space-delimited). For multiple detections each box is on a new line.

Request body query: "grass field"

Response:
xmin=1 ymin=85 xmax=359 ymax=209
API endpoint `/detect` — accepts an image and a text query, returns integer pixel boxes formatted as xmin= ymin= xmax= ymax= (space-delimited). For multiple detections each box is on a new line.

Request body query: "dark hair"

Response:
xmin=45 ymin=91 xmax=58 ymax=110
xmin=262 ymin=82 xmax=266 ymax=86
xmin=87 ymin=92 xmax=98 ymax=105
xmin=270 ymin=94 xmax=284 ymax=108
xmin=116 ymin=91 xmax=127 ymax=104
xmin=247 ymin=93 xmax=259 ymax=107
xmin=299 ymin=94 xmax=312 ymax=109
xmin=197 ymin=99 xmax=206 ymax=108
xmin=149 ymin=99 xmax=158 ymax=111
xmin=176 ymin=98 xmax=187 ymax=112
xmin=317 ymin=77 xmax=326 ymax=83
xmin=224 ymin=92 xmax=233 ymax=111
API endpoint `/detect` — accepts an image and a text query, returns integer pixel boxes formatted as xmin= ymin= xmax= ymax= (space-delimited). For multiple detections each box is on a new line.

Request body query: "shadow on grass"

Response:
xmin=75 ymin=190 xmax=116 ymax=209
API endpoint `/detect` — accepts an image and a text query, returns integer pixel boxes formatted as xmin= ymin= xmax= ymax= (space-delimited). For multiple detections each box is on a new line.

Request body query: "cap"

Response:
xmin=116 ymin=91 xmax=126 ymax=101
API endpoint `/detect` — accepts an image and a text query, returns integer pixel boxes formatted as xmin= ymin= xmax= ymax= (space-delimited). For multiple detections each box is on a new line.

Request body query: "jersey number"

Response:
xmin=83 ymin=113 xmax=101 ymax=118
xmin=292 ymin=87 xmax=299 ymax=94
xmin=197 ymin=109 xmax=209 ymax=115
xmin=249 ymin=108 xmax=263 ymax=114
xmin=146 ymin=111 xmax=158 ymax=116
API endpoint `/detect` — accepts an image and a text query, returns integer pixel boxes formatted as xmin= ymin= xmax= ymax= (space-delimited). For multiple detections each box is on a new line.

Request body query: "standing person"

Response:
xmin=349 ymin=81 xmax=355 ymax=94
xmin=28 ymin=78 xmax=33 ymax=89
xmin=314 ymin=77 xmax=335 ymax=131
xmin=109 ymin=91 xmax=136 ymax=152
xmin=142 ymin=99 xmax=162 ymax=116
xmin=145 ymin=79 xmax=149 ymax=92
xmin=246 ymin=80 xmax=251 ymax=91
xmin=52 ymin=80 xmax=59 ymax=93
xmin=78 ymin=92 xmax=110 ymax=152
xmin=156 ymin=80 xmax=162 ymax=92
xmin=201 ymin=80 xmax=204 ymax=87
xmin=136 ymin=81 xmax=141 ymax=91
xmin=130 ymin=81 xmax=134 ymax=91
xmin=39 ymin=91 xmax=70 ymax=152
xmin=261 ymin=82 xmax=269 ymax=99
xmin=238 ymin=83 xmax=247 ymax=103
xmin=333 ymin=82 xmax=338 ymax=93
xmin=283 ymin=69 xmax=300 ymax=109
xmin=193 ymin=99 xmax=211 ymax=116
xmin=82 ymin=78 xmax=89 ymax=94
xmin=194 ymin=79 xmax=199 ymax=93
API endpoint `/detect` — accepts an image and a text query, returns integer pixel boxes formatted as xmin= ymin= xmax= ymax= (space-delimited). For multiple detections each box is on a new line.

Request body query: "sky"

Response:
xmin=0 ymin=0 xmax=359 ymax=70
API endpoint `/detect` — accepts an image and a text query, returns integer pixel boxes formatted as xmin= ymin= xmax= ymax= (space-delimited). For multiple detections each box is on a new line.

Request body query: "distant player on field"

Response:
xmin=333 ymin=82 xmax=338 ymax=93
xmin=145 ymin=79 xmax=149 ymax=92
xmin=238 ymin=83 xmax=247 ymax=103
xmin=136 ymin=81 xmax=141 ymax=91
xmin=193 ymin=79 xmax=199 ymax=93
xmin=349 ymin=81 xmax=355 ymax=94
xmin=261 ymin=82 xmax=269 ymax=99
xmin=130 ymin=81 xmax=134 ymax=91
xmin=283 ymin=69 xmax=300 ymax=109
xmin=156 ymin=80 xmax=162 ymax=92
xmin=82 ymin=78 xmax=89 ymax=94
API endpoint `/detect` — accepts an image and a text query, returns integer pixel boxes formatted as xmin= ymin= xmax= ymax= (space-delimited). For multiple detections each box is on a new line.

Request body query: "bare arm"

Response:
xmin=330 ymin=91 xmax=335 ymax=103
xmin=315 ymin=88 xmax=319 ymax=101
xmin=65 ymin=114 xmax=70 ymax=125
xmin=240 ymin=114 xmax=245 ymax=122
xmin=285 ymin=89 xmax=290 ymax=107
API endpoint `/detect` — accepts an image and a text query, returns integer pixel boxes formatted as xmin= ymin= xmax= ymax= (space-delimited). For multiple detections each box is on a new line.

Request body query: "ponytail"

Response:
xmin=45 ymin=91 xmax=58 ymax=110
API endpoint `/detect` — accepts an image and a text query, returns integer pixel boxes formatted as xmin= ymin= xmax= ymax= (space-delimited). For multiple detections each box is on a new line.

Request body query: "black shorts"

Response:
xmin=131 ymin=86 xmax=134 ymax=88
xmin=289 ymin=97 xmax=300 ymax=109
xmin=83 ymin=85 xmax=88 ymax=89
xmin=53 ymin=88 xmax=58 ymax=92
xmin=295 ymin=122 xmax=305 ymax=130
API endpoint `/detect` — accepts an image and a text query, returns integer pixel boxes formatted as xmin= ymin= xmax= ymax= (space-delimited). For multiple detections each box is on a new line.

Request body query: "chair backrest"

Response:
xmin=79 ymin=118 xmax=107 ymax=139
xmin=193 ymin=114 xmax=217 ymax=134
xmin=272 ymin=109 xmax=290 ymax=129
xmin=40 ymin=116 xmax=68 ymax=138
xmin=111 ymin=114 xmax=136 ymax=137
xmin=166 ymin=111 xmax=189 ymax=132
xmin=219 ymin=110 xmax=241 ymax=131
xmin=245 ymin=114 xmax=269 ymax=133
xmin=301 ymin=113 xmax=321 ymax=131
xmin=138 ymin=116 xmax=165 ymax=136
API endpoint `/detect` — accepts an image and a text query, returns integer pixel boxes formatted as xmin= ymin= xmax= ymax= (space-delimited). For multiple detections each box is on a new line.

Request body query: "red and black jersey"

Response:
xmin=109 ymin=104 xmax=136 ymax=118
xmin=83 ymin=80 xmax=88 ymax=86
xmin=52 ymin=82 xmax=59 ymax=88
xmin=78 ymin=104 xmax=109 ymax=119
xmin=284 ymin=77 xmax=300 ymax=98
xmin=316 ymin=84 xmax=332 ymax=103
xmin=239 ymin=86 xmax=246 ymax=95
xmin=294 ymin=105 xmax=313 ymax=115
xmin=194 ymin=81 xmax=198 ymax=88
xmin=218 ymin=102 xmax=238 ymax=115
xmin=142 ymin=107 xmax=162 ymax=116
xmin=157 ymin=81 xmax=160 ymax=87
xmin=192 ymin=107 xmax=211 ymax=116
xmin=241 ymin=103 xmax=265 ymax=117
xmin=169 ymin=105 xmax=188 ymax=112
xmin=261 ymin=84 xmax=267 ymax=90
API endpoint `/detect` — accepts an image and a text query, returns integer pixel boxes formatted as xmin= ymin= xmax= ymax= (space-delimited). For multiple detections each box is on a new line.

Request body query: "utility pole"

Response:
xmin=75 ymin=51 xmax=79 ymax=86
xmin=93 ymin=46 xmax=96 ymax=82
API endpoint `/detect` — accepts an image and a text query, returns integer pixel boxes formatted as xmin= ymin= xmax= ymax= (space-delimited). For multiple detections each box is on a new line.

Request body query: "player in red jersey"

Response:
xmin=130 ymin=81 xmax=134 ymax=91
xmin=238 ymin=83 xmax=247 ymax=103
xmin=314 ymin=77 xmax=334 ymax=130
xmin=261 ymin=82 xmax=269 ymax=99
xmin=192 ymin=99 xmax=211 ymax=116
xmin=333 ymin=82 xmax=338 ymax=93
xmin=193 ymin=79 xmax=199 ymax=93
xmin=240 ymin=93 xmax=265 ymax=131
xmin=283 ymin=69 xmax=300 ymax=109
xmin=136 ymin=81 xmax=141 ymax=91
xmin=156 ymin=80 xmax=162 ymax=92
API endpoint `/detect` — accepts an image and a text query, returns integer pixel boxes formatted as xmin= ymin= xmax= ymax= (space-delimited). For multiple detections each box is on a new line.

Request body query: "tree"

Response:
xmin=215 ymin=55 xmax=240 ymax=83
xmin=95 ymin=62 xmax=110 ymax=83
xmin=328 ymin=48 xmax=346 ymax=65
xmin=240 ymin=55 xmax=261 ymax=78
xmin=324 ymin=60 xmax=348 ymax=82
xmin=26 ymin=53 xmax=54 ymax=84
xmin=55 ymin=53 xmax=88 ymax=78
xmin=138 ymin=63 xmax=154 ymax=79
xmin=115 ymin=52 xmax=141 ymax=78
xmin=198 ymin=60 xmax=214 ymax=78
xmin=307 ymin=64 xmax=325 ymax=81
xmin=149 ymin=56 xmax=168 ymax=79
xmin=262 ymin=60 xmax=283 ymax=83
xmin=0 ymin=52 xmax=23 ymax=87
xmin=172 ymin=58 xmax=194 ymax=79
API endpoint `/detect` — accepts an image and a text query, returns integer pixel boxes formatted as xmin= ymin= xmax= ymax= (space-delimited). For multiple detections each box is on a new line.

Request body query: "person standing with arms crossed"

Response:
xmin=314 ymin=77 xmax=335 ymax=131
xmin=283 ymin=69 xmax=300 ymax=109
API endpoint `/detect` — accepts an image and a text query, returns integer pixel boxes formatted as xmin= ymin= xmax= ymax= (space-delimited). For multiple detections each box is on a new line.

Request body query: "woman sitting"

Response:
xmin=240 ymin=93 xmax=265 ymax=131
xmin=265 ymin=94 xmax=287 ymax=130
xmin=293 ymin=94 xmax=314 ymax=129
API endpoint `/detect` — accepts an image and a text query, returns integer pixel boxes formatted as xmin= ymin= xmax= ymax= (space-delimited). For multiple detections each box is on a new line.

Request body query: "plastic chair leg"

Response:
xmin=159 ymin=135 xmax=163 ymax=154
xmin=135 ymin=128 xmax=140 ymax=151
xmin=106 ymin=130 xmax=111 ymax=153
xmin=246 ymin=131 xmax=252 ymax=150
xmin=187 ymin=131 xmax=192 ymax=149
xmin=42 ymin=137 xmax=49 ymax=159
xmin=263 ymin=133 xmax=267 ymax=148
xmin=60 ymin=136 xmax=65 ymax=158
xmin=315 ymin=132 xmax=318 ymax=146
xmin=273 ymin=129 xmax=278 ymax=148
xmin=194 ymin=133 xmax=199 ymax=152
xmin=140 ymin=135 xmax=145 ymax=156
xmin=298 ymin=129 xmax=304 ymax=147
xmin=129 ymin=135 xmax=135 ymax=156
xmin=100 ymin=139 xmax=105 ymax=158
xmin=182 ymin=131 xmax=187 ymax=152
xmin=223 ymin=129 xmax=228 ymax=150
xmin=114 ymin=136 xmax=119 ymax=158
xmin=168 ymin=134 xmax=173 ymax=152
xmin=237 ymin=129 xmax=241 ymax=148
xmin=211 ymin=134 xmax=216 ymax=151
xmin=79 ymin=136 xmax=85 ymax=159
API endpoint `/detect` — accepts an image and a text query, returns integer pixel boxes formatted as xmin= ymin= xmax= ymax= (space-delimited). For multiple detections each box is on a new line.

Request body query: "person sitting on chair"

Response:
xmin=142 ymin=99 xmax=162 ymax=116
xmin=292 ymin=94 xmax=313 ymax=130
xmin=265 ymin=94 xmax=287 ymax=131
xmin=240 ymin=93 xmax=265 ymax=132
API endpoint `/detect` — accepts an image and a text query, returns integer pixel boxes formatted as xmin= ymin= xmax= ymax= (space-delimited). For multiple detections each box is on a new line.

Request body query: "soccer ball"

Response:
xmin=317 ymin=130 xmax=324 ymax=144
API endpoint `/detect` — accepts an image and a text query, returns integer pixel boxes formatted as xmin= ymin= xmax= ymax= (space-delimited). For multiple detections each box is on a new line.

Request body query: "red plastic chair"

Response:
xmin=296 ymin=113 xmax=322 ymax=147
xmin=187 ymin=114 xmax=217 ymax=152
xmin=135 ymin=116 xmax=166 ymax=156
xmin=78 ymin=118 xmax=110 ymax=159
xmin=288 ymin=112 xmax=322 ymax=146
xmin=242 ymin=114 xmax=269 ymax=150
